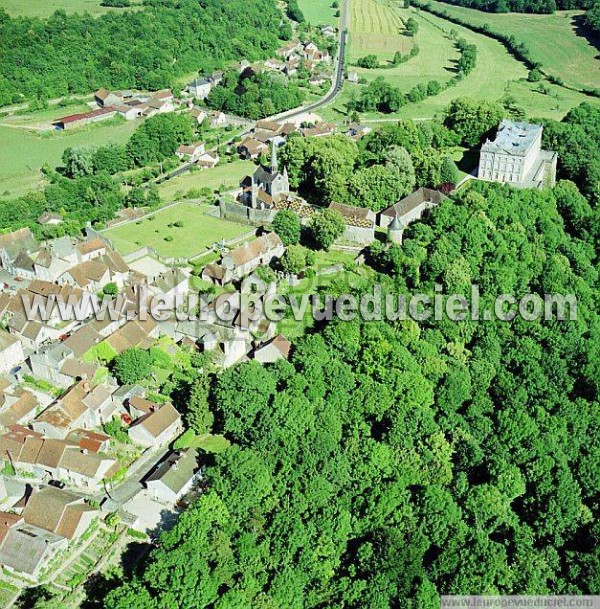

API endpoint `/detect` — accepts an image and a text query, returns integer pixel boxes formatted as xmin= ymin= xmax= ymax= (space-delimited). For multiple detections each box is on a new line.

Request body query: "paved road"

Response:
xmin=273 ymin=0 xmax=349 ymax=121
xmin=155 ymin=0 xmax=349 ymax=186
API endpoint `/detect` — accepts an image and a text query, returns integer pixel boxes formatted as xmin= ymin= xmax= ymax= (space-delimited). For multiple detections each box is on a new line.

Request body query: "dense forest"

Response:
xmin=206 ymin=69 xmax=305 ymax=119
xmin=542 ymin=103 xmax=600 ymax=204
xmin=435 ymin=0 xmax=594 ymax=13
xmin=0 ymin=0 xmax=290 ymax=106
xmin=585 ymin=0 xmax=600 ymax=34
xmin=101 ymin=172 xmax=599 ymax=606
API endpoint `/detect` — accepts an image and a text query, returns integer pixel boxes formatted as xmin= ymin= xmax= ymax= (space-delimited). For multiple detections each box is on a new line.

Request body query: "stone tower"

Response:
xmin=388 ymin=215 xmax=403 ymax=244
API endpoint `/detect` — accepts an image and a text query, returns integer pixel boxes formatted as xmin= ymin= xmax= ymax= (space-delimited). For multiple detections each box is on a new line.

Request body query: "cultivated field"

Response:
xmin=349 ymin=0 xmax=414 ymax=61
xmin=0 ymin=0 xmax=140 ymax=17
xmin=350 ymin=6 xmax=458 ymax=89
xmin=103 ymin=201 xmax=252 ymax=259
xmin=156 ymin=160 xmax=255 ymax=201
xmin=297 ymin=0 xmax=339 ymax=25
xmin=423 ymin=1 xmax=600 ymax=91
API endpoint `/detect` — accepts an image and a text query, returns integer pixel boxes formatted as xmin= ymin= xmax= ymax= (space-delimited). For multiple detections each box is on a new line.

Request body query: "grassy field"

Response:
xmin=0 ymin=0 xmax=141 ymax=17
xmin=323 ymin=4 xmax=598 ymax=122
xmin=103 ymin=201 xmax=252 ymax=258
xmin=156 ymin=160 xmax=255 ymax=200
xmin=297 ymin=0 xmax=339 ymax=25
xmin=349 ymin=0 xmax=414 ymax=61
xmin=0 ymin=118 xmax=138 ymax=198
xmin=422 ymin=1 xmax=600 ymax=91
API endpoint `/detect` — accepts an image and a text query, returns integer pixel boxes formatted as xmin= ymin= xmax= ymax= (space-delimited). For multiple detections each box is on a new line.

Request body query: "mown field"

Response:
xmin=349 ymin=0 xmax=414 ymax=61
xmin=422 ymin=1 xmax=600 ymax=91
xmin=156 ymin=160 xmax=255 ymax=201
xmin=0 ymin=0 xmax=105 ymax=17
xmin=297 ymin=0 xmax=339 ymax=25
xmin=0 ymin=0 xmax=140 ymax=17
xmin=0 ymin=110 xmax=138 ymax=198
xmin=323 ymin=2 xmax=599 ymax=122
xmin=103 ymin=200 xmax=252 ymax=258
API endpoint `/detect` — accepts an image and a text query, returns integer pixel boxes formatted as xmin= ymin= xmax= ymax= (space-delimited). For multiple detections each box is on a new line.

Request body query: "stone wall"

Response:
xmin=341 ymin=224 xmax=375 ymax=246
xmin=219 ymin=199 xmax=276 ymax=226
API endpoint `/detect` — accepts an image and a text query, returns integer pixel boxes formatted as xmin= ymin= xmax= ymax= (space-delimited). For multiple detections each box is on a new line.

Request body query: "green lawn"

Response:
xmin=297 ymin=0 xmax=339 ymax=25
xmin=103 ymin=201 xmax=253 ymax=259
xmin=422 ymin=1 xmax=600 ymax=91
xmin=322 ymin=5 xmax=598 ymax=122
xmin=175 ymin=430 xmax=231 ymax=453
xmin=157 ymin=160 xmax=255 ymax=200
xmin=0 ymin=117 xmax=138 ymax=198
xmin=0 ymin=0 xmax=141 ymax=17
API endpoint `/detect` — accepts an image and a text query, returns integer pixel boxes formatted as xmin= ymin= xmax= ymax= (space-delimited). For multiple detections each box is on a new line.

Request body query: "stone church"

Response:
xmin=243 ymin=142 xmax=290 ymax=209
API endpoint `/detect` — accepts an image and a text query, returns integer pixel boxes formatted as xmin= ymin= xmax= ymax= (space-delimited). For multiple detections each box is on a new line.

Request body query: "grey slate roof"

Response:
xmin=146 ymin=449 xmax=199 ymax=494
xmin=0 ymin=523 xmax=65 ymax=576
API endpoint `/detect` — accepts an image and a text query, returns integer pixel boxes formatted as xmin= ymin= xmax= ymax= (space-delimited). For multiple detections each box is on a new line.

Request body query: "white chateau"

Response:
xmin=478 ymin=120 xmax=557 ymax=189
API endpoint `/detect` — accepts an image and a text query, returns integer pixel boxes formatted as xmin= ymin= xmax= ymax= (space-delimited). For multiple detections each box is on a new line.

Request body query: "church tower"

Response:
xmin=271 ymin=140 xmax=278 ymax=174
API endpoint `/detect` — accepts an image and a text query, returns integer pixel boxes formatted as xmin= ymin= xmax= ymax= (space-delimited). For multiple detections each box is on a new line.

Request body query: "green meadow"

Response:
xmin=103 ymin=200 xmax=252 ymax=259
xmin=0 ymin=0 xmax=140 ymax=18
xmin=422 ymin=1 xmax=600 ymax=91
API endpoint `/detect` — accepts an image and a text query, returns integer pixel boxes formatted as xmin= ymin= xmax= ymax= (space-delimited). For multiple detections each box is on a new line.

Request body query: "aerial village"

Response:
xmin=0 ymin=6 xmax=561 ymax=595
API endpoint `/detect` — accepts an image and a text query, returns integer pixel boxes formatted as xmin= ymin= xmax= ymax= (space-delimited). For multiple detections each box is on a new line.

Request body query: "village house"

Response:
xmin=252 ymin=333 xmax=292 ymax=364
xmin=378 ymin=188 xmax=448 ymax=239
xmin=0 ymin=227 xmax=38 ymax=274
xmin=103 ymin=318 xmax=159 ymax=356
xmin=145 ymin=448 xmax=200 ymax=504
xmin=320 ymin=24 xmax=337 ymax=37
xmin=38 ymin=212 xmax=63 ymax=227
xmin=175 ymin=141 xmax=206 ymax=162
xmin=77 ymin=238 xmax=108 ymax=262
xmin=0 ymin=520 xmax=67 ymax=579
xmin=0 ymin=388 xmax=40 ymax=427
xmin=221 ymin=233 xmax=285 ymax=282
xmin=32 ymin=380 xmax=115 ymax=439
xmin=0 ymin=329 xmax=25 ymax=375
xmin=22 ymin=487 xmax=99 ymax=541
xmin=238 ymin=138 xmax=269 ymax=160
xmin=478 ymin=119 xmax=557 ymax=189
xmin=128 ymin=403 xmax=182 ymax=448
xmin=197 ymin=150 xmax=219 ymax=169
xmin=347 ymin=71 xmax=359 ymax=83
xmin=190 ymin=107 xmax=208 ymax=125
xmin=209 ymin=111 xmax=227 ymax=128
xmin=65 ymin=429 xmax=111 ymax=454
xmin=94 ymin=88 xmax=122 ymax=107
xmin=114 ymin=104 xmax=143 ymax=121
xmin=309 ymin=75 xmax=327 ymax=87
xmin=58 ymin=448 xmax=118 ymax=491
xmin=187 ymin=78 xmax=212 ymax=99
xmin=276 ymin=41 xmax=299 ymax=60
xmin=300 ymin=122 xmax=336 ymax=138
xmin=33 ymin=249 xmax=71 ymax=283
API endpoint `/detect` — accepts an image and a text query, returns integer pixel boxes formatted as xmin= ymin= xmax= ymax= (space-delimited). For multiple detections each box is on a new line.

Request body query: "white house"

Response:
xmin=145 ymin=449 xmax=200 ymax=504
xmin=175 ymin=141 xmax=206 ymax=162
xmin=187 ymin=78 xmax=212 ymax=99
xmin=0 ymin=330 xmax=25 ymax=375
xmin=128 ymin=403 xmax=182 ymax=449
